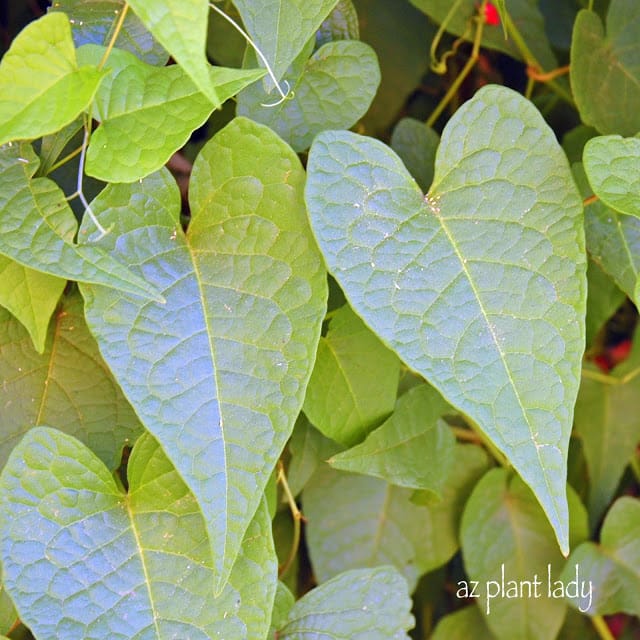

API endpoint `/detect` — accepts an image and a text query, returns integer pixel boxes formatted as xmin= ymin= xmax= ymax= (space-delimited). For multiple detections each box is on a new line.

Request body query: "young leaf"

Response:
xmin=0 ymin=291 xmax=142 ymax=470
xmin=0 ymin=142 xmax=163 ymax=302
xmin=560 ymin=497 xmax=640 ymax=616
xmin=390 ymin=118 xmax=440 ymax=192
xmin=237 ymin=39 xmax=380 ymax=152
xmin=583 ymin=135 xmax=640 ymax=218
xmin=276 ymin=566 xmax=414 ymax=639
xmin=0 ymin=12 xmax=105 ymax=145
xmin=0 ymin=428 xmax=277 ymax=639
xmin=328 ymin=383 xmax=456 ymax=495
xmin=305 ymin=85 xmax=586 ymax=556
xmin=79 ymin=118 xmax=327 ymax=590
xmin=571 ymin=1 xmax=640 ymax=136
xmin=303 ymin=303 xmax=401 ymax=447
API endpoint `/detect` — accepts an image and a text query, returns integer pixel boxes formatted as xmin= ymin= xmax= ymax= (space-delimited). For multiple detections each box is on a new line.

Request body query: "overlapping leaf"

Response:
xmin=585 ymin=260 xmax=625 ymax=348
xmin=0 ymin=428 xmax=277 ymax=639
xmin=316 ymin=0 xmax=359 ymax=46
xmin=0 ymin=142 xmax=162 ymax=301
xmin=430 ymin=606 xmax=494 ymax=640
xmin=79 ymin=118 xmax=327 ymax=588
xmin=305 ymin=85 xmax=586 ymax=555
xmin=583 ymin=135 xmax=640 ymax=217
xmin=0 ymin=12 xmax=104 ymax=145
xmin=571 ymin=1 xmax=640 ymax=136
xmin=237 ymin=39 xmax=380 ymax=152
xmin=390 ymin=118 xmax=440 ymax=192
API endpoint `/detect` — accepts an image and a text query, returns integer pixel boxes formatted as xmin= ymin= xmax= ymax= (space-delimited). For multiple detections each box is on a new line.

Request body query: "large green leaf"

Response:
xmin=0 ymin=256 xmax=65 ymax=353
xmin=303 ymin=304 xmax=401 ymax=447
xmin=79 ymin=118 xmax=327 ymax=589
xmin=276 ymin=566 xmax=414 ymax=639
xmin=0 ymin=142 xmax=162 ymax=301
xmin=237 ymin=39 xmax=380 ymax=152
xmin=0 ymin=291 xmax=142 ymax=470
xmin=126 ymin=0 xmax=220 ymax=106
xmin=231 ymin=0 xmax=339 ymax=87
xmin=305 ymin=85 xmax=586 ymax=556
xmin=0 ymin=427 xmax=277 ymax=639
xmin=328 ymin=383 xmax=455 ymax=495
xmin=303 ymin=444 xmax=489 ymax=589
xmin=78 ymin=45 xmax=264 ymax=182
xmin=560 ymin=497 xmax=640 ymax=616
xmin=583 ymin=135 xmax=640 ymax=218
xmin=0 ymin=12 xmax=105 ymax=145
xmin=570 ymin=1 xmax=640 ymax=136
xmin=460 ymin=469 xmax=588 ymax=640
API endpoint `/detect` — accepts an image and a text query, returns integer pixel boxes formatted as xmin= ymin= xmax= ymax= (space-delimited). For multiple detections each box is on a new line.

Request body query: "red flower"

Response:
xmin=483 ymin=2 xmax=500 ymax=26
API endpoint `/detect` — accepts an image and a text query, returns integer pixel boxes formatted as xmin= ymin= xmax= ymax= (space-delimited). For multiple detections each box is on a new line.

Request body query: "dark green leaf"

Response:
xmin=585 ymin=259 xmax=625 ymax=349
xmin=316 ymin=0 xmax=360 ymax=46
xmin=390 ymin=118 xmax=440 ymax=192
xmin=430 ymin=605 xmax=495 ymax=640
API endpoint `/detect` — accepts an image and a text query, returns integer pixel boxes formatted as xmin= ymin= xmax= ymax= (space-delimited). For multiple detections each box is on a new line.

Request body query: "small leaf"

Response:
xmin=583 ymin=135 xmax=640 ymax=217
xmin=0 ymin=428 xmax=277 ymax=639
xmin=126 ymin=0 xmax=220 ymax=106
xmin=570 ymin=2 xmax=640 ymax=136
xmin=560 ymin=497 xmax=640 ymax=616
xmin=328 ymin=383 xmax=456 ymax=495
xmin=430 ymin=606 xmax=494 ymax=640
xmin=0 ymin=291 xmax=142 ymax=470
xmin=305 ymin=85 xmax=586 ymax=556
xmin=390 ymin=118 xmax=440 ymax=192
xmin=0 ymin=142 xmax=163 ymax=302
xmin=277 ymin=566 xmax=414 ymax=639
xmin=303 ymin=304 xmax=400 ymax=447
xmin=237 ymin=39 xmax=380 ymax=152
xmin=0 ymin=12 xmax=105 ymax=145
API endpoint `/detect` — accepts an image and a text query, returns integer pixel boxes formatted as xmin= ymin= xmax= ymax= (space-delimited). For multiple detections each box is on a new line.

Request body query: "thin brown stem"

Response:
xmin=277 ymin=460 xmax=305 ymax=578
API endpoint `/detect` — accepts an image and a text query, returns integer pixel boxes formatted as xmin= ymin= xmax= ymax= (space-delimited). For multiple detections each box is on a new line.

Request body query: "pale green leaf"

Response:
xmin=237 ymin=39 xmax=380 ymax=152
xmin=79 ymin=118 xmax=327 ymax=589
xmin=231 ymin=0 xmax=339 ymax=87
xmin=316 ymin=0 xmax=359 ymax=46
xmin=0 ymin=142 xmax=163 ymax=302
xmin=430 ymin=606 xmax=495 ymax=640
xmin=570 ymin=2 xmax=640 ymax=136
xmin=277 ymin=566 xmax=414 ymax=639
xmin=304 ymin=444 xmax=489 ymax=589
xmin=53 ymin=0 xmax=169 ymax=65
xmin=0 ymin=256 xmax=65 ymax=353
xmin=328 ymin=383 xmax=456 ymax=495
xmin=0 ymin=428 xmax=277 ymax=639
xmin=303 ymin=304 xmax=400 ymax=447
xmin=305 ymin=85 xmax=586 ymax=556
xmin=77 ymin=44 xmax=264 ymax=182
xmin=584 ymin=135 xmax=640 ymax=217
xmin=560 ymin=497 xmax=640 ymax=616
xmin=0 ymin=291 xmax=142 ymax=470
xmin=126 ymin=0 xmax=220 ymax=106
xmin=460 ymin=469 xmax=588 ymax=640
xmin=0 ymin=12 xmax=105 ymax=145
xmin=585 ymin=259 xmax=625 ymax=348
xmin=390 ymin=118 xmax=440 ymax=192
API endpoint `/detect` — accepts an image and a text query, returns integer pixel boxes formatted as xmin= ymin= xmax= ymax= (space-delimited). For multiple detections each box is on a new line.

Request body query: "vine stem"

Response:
xmin=277 ymin=460 xmax=305 ymax=578
xmin=98 ymin=2 xmax=129 ymax=70
xmin=583 ymin=194 xmax=598 ymax=207
xmin=591 ymin=616 xmax=615 ymax=640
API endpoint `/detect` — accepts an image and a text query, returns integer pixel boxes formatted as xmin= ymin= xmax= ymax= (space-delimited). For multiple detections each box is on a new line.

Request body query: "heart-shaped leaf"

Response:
xmin=305 ymin=85 xmax=587 ymax=555
xmin=79 ymin=118 xmax=327 ymax=589
xmin=0 ymin=427 xmax=277 ymax=639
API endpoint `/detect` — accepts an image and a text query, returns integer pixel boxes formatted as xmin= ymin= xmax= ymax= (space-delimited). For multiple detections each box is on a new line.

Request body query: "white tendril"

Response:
xmin=77 ymin=124 xmax=108 ymax=238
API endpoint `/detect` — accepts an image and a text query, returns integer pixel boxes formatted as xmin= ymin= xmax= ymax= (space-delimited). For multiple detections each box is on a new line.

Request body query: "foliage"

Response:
xmin=0 ymin=1 xmax=638 ymax=638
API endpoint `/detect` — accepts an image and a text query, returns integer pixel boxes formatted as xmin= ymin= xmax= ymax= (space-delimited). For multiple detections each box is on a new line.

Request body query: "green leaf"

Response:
xmin=126 ymin=0 xmax=221 ymax=106
xmin=390 ymin=118 xmax=440 ymax=192
xmin=304 ymin=444 xmax=489 ymax=589
xmin=0 ymin=427 xmax=277 ymax=639
xmin=570 ymin=2 xmax=640 ymax=136
xmin=52 ymin=0 xmax=169 ymax=65
xmin=79 ymin=118 xmax=327 ymax=589
xmin=269 ymin=582 xmax=295 ymax=638
xmin=0 ymin=291 xmax=142 ymax=470
xmin=303 ymin=304 xmax=400 ymax=447
xmin=556 ymin=607 xmax=600 ymax=640
xmin=316 ymin=0 xmax=360 ymax=46
xmin=328 ymin=383 xmax=456 ymax=495
xmin=560 ymin=497 xmax=640 ymax=616
xmin=583 ymin=135 xmax=640 ymax=217
xmin=277 ymin=566 xmax=414 ymax=639
xmin=231 ymin=0 xmax=339 ymax=87
xmin=305 ymin=85 xmax=586 ymax=556
xmin=78 ymin=45 xmax=264 ymax=182
xmin=585 ymin=259 xmax=625 ymax=348
xmin=0 ymin=142 xmax=163 ymax=302
xmin=0 ymin=256 xmax=65 ymax=353
xmin=460 ymin=469 xmax=588 ymax=640
xmin=0 ymin=588 xmax=17 ymax=637
xmin=237 ymin=39 xmax=380 ymax=152
xmin=0 ymin=12 xmax=105 ymax=145
xmin=430 ymin=606 xmax=495 ymax=640
xmin=574 ymin=340 xmax=640 ymax=527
